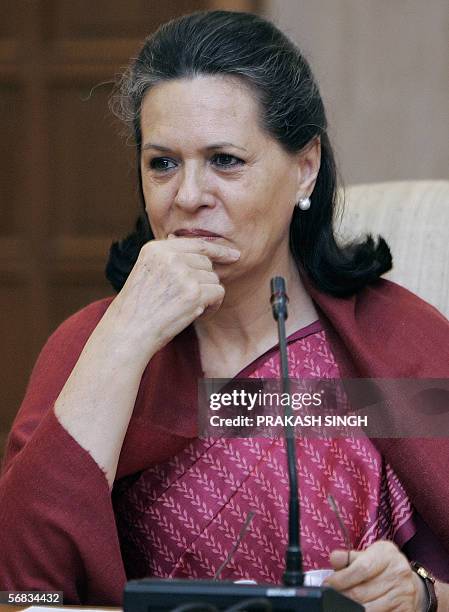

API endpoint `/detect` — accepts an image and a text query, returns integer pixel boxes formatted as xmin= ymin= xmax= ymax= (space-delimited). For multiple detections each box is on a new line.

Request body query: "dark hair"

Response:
xmin=106 ymin=10 xmax=391 ymax=296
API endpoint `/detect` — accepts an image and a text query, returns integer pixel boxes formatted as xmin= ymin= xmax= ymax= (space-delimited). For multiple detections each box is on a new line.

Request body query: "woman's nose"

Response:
xmin=174 ymin=164 xmax=210 ymax=211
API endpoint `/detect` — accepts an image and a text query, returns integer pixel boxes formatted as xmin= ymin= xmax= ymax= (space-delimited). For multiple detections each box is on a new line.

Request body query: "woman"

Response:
xmin=1 ymin=10 xmax=449 ymax=610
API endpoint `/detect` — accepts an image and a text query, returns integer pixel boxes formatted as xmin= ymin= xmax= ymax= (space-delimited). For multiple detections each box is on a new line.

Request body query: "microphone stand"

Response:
xmin=270 ymin=277 xmax=303 ymax=587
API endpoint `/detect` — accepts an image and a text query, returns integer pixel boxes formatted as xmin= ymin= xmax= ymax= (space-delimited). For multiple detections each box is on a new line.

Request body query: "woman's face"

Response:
xmin=140 ymin=75 xmax=319 ymax=282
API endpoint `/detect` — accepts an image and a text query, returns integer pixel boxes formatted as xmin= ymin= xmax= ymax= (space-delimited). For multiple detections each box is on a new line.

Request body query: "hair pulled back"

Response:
xmin=106 ymin=10 xmax=391 ymax=296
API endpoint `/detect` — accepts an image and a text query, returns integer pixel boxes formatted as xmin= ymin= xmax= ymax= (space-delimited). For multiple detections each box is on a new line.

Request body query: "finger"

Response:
xmin=363 ymin=592 xmax=406 ymax=612
xmin=195 ymin=270 xmax=221 ymax=285
xmin=200 ymin=283 xmax=225 ymax=310
xmin=182 ymin=253 xmax=214 ymax=271
xmin=201 ymin=301 xmax=223 ymax=316
xmin=329 ymin=549 xmax=352 ymax=570
xmin=166 ymin=237 xmax=240 ymax=263
xmin=324 ymin=549 xmax=385 ymax=591
xmin=340 ymin=578 xmax=391 ymax=606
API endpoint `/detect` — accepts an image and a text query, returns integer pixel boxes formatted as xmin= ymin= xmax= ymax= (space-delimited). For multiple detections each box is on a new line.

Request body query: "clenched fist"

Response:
xmin=105 ymin=236 xmax=240 ymax=362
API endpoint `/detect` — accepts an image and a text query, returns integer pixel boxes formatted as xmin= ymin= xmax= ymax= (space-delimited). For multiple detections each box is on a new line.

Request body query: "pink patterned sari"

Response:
xmin=113 ymin=321 xmax=416 ymax=583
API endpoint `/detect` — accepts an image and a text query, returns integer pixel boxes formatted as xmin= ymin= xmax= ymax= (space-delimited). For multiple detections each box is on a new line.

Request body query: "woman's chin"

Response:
xmin=214 ymin=261 xmax=242 ymax=283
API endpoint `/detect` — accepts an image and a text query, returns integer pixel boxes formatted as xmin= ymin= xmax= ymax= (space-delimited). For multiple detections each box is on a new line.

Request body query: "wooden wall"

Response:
xmin=0 ymin=0 xmax=259 ymax=457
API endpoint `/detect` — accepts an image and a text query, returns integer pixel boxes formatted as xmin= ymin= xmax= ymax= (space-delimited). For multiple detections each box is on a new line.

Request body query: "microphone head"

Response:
xmin=270 ymin=276 xmax=288 ymax=320
xmin=270 ymin=276 xmax=286 ymax=296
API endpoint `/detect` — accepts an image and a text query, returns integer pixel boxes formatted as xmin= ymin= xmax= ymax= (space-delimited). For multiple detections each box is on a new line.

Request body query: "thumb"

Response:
xmin=329 ymin=549 xmax=361 ymax=570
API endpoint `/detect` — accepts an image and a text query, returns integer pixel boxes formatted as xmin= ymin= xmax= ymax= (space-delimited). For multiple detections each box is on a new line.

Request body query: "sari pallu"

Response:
xmin=113 ymin=323 xmax=416 ymax=583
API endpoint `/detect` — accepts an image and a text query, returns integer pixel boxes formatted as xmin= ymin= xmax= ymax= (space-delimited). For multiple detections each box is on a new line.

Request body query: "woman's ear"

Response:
xmin=295 ymin=136 xmax=321 ymax=199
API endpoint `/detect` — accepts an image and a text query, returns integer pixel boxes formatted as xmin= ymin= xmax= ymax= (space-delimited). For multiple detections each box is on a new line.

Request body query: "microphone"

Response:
xmin=270 ymin=276 xmax=289 ymax=322
xmin=270 ymin=277 xmax=303 ymax=587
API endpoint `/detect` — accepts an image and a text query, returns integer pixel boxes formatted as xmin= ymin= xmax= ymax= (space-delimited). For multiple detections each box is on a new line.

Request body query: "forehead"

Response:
xmin=140 ymin=75 xmax=266 ymax=148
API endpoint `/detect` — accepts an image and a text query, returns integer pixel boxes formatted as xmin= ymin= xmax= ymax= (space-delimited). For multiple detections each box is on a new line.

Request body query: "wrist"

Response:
xmin=411 ymin=561 xmax=438 ymax=612
xmin=97 ymin=306 xmax=159 ymax=370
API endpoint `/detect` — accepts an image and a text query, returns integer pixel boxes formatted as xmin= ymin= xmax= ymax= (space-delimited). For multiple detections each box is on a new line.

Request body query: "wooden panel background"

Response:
xmin=0 ymin=0 xmax=260 ymax=457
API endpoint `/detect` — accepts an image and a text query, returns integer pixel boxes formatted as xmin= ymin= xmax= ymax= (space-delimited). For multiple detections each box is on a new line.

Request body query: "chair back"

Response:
xmin=339 ymin=180 xmax=449 ymax=319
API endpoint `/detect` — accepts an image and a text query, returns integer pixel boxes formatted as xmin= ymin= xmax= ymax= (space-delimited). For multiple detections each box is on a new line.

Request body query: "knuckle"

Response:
xmin=140 ymin=240 xmax=156 ymax=256
xmin=185 ymin=282 xmax=201 ymax=303
xmin=374 ymin=540 xmax=396 ymax=554
xmin=357 ymin=559 xmax=370 ymax=575
xmin=139 ymin=241 xmax=151 ymax=254
xmin=384 ymin=543 xmax=401 ymax=564
xmin=396 ymin=556 xmax=412 ymax=575
xmin=139 ymin=240 xmax=162 ymax=265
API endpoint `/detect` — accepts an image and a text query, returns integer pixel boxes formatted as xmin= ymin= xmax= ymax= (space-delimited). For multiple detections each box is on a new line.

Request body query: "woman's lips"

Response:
xmin=173 ymin=229 xmax=224 ymax=240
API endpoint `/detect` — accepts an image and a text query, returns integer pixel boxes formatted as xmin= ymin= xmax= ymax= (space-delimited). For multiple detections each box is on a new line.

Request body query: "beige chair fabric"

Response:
xmin=338 ymin=181 xmax=449 ymax=319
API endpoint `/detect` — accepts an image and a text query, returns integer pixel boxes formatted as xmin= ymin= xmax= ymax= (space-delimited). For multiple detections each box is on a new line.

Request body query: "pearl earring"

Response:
xmin=297 ymin=196 xmax=311 ymax=211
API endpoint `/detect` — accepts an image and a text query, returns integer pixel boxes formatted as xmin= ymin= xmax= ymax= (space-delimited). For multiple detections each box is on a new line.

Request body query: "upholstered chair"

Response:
xmin=339 ymin=180 xmax=449 ymax=319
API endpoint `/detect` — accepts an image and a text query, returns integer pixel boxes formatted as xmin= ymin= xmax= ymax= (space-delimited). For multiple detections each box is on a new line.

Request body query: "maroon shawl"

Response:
xmin=1 ymin=278 xmax=448 ymax=604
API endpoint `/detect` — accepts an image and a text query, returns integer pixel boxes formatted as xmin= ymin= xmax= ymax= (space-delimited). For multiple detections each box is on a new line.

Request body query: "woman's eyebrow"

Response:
xmin=141 ymin=143 xmax=172 ymax=152
xmin=205 ymin=142 xmax=248 ymax=152
xmin=141 ymin=141 xmax=248 ymax=152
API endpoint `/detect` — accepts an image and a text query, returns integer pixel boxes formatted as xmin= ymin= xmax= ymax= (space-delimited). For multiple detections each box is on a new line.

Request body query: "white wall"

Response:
xmin=263 ymin=0 xmax=449 ymax=185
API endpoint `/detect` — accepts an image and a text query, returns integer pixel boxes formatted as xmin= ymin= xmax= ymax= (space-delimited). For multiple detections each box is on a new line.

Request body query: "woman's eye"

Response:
xmin=149 ymin=158 xmax=177 ymax=171
xmin=212 ymin=153 xmax=244 ymax=168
